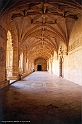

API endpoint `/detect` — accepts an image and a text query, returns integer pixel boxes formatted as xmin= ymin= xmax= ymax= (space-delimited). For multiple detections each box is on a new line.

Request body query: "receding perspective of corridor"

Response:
xmin=0 ymin=0 xmax=82 ymax=124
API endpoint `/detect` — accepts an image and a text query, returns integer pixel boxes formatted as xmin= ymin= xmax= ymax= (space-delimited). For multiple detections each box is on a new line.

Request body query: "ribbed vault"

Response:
xmin=0 ymin=0 xmax=82 ymax=62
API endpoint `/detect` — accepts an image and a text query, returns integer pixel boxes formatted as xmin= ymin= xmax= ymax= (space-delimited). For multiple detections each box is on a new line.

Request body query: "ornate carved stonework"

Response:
xmin=0 ymin=47 xmax=5 ymax=66
xmin=0 ymin=25 xmax=6 ymax=40
xmin=69 ymin=37 xmax=82 ymax=51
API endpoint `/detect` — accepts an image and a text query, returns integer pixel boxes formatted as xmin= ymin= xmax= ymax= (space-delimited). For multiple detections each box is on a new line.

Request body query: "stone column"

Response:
xmin=28 ymin=60 xmax=32 ymax=73
xmin=59 ymin=56 xmax=62 ymax=77
xmin=59 ymin=46 xmax=64 ymax=78
xmin=12 ymin=47 xmax=19 ymax=80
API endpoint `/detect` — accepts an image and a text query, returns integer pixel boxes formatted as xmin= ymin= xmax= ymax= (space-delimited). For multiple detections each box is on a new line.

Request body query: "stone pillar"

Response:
xmin=59 ymin=56 xmax=62 ymax=77
xmin=47 ymin=61 xmax=49 ymax=71
xmin=12 ymin=47 xmax=19 ymax=80
xmin=32 ymin=62 xmax=34 ymax=71
xmin=28 ymin=60 xmax=32 ymax=73
xmin=59 ymin=46 xmax=64 ymax=78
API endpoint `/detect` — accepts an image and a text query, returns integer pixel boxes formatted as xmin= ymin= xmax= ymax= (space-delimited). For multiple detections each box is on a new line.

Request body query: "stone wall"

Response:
xmin=64 ymin=14 xmax=82 ymax=85
xmin=48 ymin=14 xmax=82 ymax=86
xmin=64 ymin=47 xmax=82 ymax=85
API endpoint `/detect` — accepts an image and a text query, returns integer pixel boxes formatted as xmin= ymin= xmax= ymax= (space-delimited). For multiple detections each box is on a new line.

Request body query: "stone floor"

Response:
xmin=0 ymin=71 xmax=82 ymax=124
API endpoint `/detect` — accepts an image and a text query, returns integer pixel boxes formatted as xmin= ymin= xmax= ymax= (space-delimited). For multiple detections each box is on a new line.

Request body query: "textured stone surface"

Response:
xmin=0 ymin=72 xmax=82 ymax=124
xmin=64 ymin=15 xmax=82 ymax=85
xmin=0 ymin=1 xmax=82 ymax=90
xmin=49 ymin=15 xmax=82 ymax=86
xmin=34 ymin=58 xmax=47 ymax=71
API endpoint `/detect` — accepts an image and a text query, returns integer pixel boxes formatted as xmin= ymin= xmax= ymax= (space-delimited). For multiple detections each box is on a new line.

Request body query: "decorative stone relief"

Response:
xmin=68 ymin=37 xmax=82 ymax=51
xmin=0 ymin=47 xmax=5 ymax=66
xmin=0 ymin=25 xmax=7 ymax=40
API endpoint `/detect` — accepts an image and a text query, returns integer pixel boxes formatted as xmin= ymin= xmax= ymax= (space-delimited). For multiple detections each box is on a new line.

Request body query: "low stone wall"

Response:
xmin=22 ymin=71 xmax=33 ymax=79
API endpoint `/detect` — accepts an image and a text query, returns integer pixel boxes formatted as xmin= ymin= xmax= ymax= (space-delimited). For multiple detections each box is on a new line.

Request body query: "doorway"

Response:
xmin=37 ymin=65 xmax=42 ymax=71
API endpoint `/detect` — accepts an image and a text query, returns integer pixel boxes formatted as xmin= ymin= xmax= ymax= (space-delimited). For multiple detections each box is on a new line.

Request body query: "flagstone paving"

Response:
xmin=0 ymin=71 xmax=82 ymax=124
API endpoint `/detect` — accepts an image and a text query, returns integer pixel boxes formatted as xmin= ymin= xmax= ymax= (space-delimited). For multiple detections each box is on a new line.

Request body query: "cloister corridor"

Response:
xmin=0 ymin=71 xmax=82 ymax=124
xmin=0 ymin=0 xmax=82 ymax=124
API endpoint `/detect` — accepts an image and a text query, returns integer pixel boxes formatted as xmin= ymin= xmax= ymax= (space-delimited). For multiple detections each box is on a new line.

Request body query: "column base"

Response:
xmin=0 ymin=80 xmax=9 ymax=89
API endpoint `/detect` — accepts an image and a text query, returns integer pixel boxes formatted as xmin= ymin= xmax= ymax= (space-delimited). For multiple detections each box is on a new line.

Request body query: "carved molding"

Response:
xmin=0 ymin=47 xmax=5 ymax=64
xmin=68 ymin=37 xmax=82 ymax=52
xmin=0 ymin=25 xmax=7 ymax=40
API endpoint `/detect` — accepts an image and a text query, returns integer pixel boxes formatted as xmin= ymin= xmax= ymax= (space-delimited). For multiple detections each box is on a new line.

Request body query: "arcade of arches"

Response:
xmin=0 ymin=0 xmax=82 ymax=89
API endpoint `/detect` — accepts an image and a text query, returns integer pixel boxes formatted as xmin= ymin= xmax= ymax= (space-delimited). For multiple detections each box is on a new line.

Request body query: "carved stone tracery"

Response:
xmin=0 ymin=25 xmax=6 ymax=40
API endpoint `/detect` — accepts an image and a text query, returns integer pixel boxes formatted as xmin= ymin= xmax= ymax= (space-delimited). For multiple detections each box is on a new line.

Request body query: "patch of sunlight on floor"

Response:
xmin=10 ymin=80 xmax=16 ymax=84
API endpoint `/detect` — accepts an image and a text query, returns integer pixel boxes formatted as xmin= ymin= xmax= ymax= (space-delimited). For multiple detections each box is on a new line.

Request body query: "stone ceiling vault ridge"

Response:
xmin=0 ymin=0 xmax=82 ymax=61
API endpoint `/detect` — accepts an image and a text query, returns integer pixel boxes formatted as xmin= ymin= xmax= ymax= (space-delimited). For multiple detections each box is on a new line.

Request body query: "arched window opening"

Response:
xmin=6 ymin=30 xmax=13 ymax=80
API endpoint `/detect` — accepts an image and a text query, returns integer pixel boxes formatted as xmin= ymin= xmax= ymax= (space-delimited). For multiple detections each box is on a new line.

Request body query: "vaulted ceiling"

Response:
xmin=0 ymin=0 xmax=82 ymax=61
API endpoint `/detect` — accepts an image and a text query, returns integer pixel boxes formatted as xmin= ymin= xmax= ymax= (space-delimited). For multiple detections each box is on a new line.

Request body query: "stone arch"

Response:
xmin=34 ymin=58 xmax=47 ymax=71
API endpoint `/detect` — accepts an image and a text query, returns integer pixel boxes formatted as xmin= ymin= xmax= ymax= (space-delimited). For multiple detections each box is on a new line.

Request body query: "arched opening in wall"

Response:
xmin=34 ymin=58 xmax=47 ymax=71
xmin=6 ymin=30 xmax=13 ymax=81
xmin=19 ymin=52 xmax=23 ymax=74
xmin=37 ymin=65 xmax=42 ymax=71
